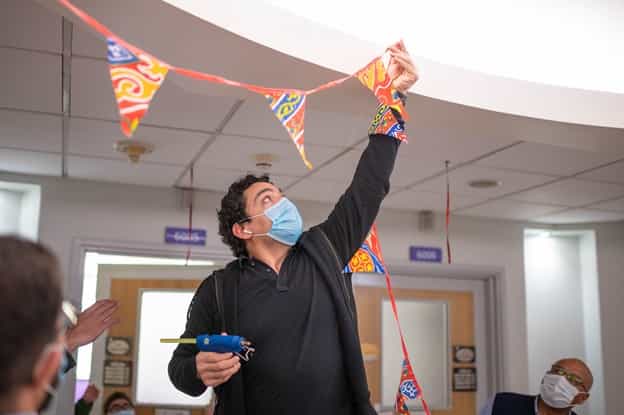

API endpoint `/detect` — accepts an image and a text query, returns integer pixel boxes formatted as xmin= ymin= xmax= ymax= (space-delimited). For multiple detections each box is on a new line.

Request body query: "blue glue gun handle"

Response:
xmin=196 ymin=334 xmax=243 ymax=353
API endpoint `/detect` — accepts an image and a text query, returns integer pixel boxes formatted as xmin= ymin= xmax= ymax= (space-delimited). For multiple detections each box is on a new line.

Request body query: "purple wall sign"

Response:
xmin=409 ymin=246 xmax=443 ymax=263
xmin=165 ymin=227 xmax=207 ymax=246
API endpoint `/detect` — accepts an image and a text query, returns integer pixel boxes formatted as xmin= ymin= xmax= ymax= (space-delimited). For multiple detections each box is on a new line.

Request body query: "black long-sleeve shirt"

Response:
xmin=169 ymin=115 xmax=401 ymax=414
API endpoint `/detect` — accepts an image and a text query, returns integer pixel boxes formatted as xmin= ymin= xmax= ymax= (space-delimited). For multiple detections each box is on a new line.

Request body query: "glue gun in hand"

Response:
xmin=161 ymin=334 xmax=255 ymax=361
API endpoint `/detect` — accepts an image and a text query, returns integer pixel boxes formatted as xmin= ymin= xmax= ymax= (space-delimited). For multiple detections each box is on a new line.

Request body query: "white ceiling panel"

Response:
xmin=68 ymin=118 xmax=209 ymax=164
xmin=70 ymin=56 xmax=117 ymax=119
xmin=589 ymin=197 xmax=624 ymax=212
xmin=178 ymin=166 xmax=299 ymax=194
xmin=308 ymin=142 xmax=451 ymax=189
xmin=197 ymin=134 xmax=340 ymax=176
xmin=223 ymin=97 xmax=371 ymax=148
xmin=457 ymin=199 xmax=565 ymax=221
xmin=510 ymin=178 xmax=624 ymax=207
xmin=71 ymin=24 xmax=105 ymax=59
xmin=145 ymin=77 xmax=239 ymax=132
xmin=410 ymin=165 xmax=556 ymax=198
xmin=476 ymin=142 xmax=621 ymax=176
xmin=0 ymin=48 xmax=61 ymax=113
xmin=67 ymin=156 xmax=183 ymax=187
xmin=579 ymin=160 xmax=624 ymax=185
xmin=395 ymin=125 xmax=518 ymax=171
xmin=535 ymin=208 xmax=624 ymax=224
xmin=382 ymin=190 xmax=486 ymax=212
xmin=0 ymin=148 xmax=61 ymax=176
xmin=0 ymin=0 xmax=62 ymax=53
xmin=0 ymin=110 xmax=62 ymax=152
xmin=284 ymin=176 xmax=352 ymax=204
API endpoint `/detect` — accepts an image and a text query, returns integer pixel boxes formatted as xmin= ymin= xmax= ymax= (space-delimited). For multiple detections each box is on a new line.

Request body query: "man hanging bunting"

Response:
xmin=57 ymin=1 xmax=428 ymax=413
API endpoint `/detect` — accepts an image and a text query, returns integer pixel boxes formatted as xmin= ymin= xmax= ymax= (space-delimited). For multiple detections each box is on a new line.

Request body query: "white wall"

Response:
xmin=0 ymin=189 xmax=21 ymax=234
xmin=524 ymin=235 xmax=586 ymax=407
xmin=0 ymin=181 xmax=41 ymax=240
xmin=0 ymin=171 xmax=621 ymax=414
xmin=580 ymin=232 xmax=605 ymax=415
xmin=18 ymin=184 xmax=41 ymax=240
xmin=593 ymin=221 xmax=624 ymax=414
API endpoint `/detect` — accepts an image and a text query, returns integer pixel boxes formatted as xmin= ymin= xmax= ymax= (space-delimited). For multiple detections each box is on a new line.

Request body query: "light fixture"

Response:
xmin=114 ymin=140 xmax=154 ymax=163
xmin=468 ymin=179 xmax=501 ymax=189
xmin=252 ymin=153 xmax=279 ymax=170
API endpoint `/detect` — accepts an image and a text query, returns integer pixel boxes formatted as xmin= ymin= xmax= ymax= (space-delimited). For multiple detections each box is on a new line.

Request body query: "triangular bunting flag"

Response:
xmin=107 ymin=38 xmax=168 ymax=137
xmin=344 ymin=223 xmax=385 ymax=273
xmin=395 ymin=359 xmax=424 ymax=415
xmin=264 ymin=91 xmax=312 ymax=169
xmin=356 ymin=56 xmax=409 ymax=121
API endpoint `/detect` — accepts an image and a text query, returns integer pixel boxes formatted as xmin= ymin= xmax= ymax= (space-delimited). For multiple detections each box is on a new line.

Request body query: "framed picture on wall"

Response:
xmin=106 ymin=336 xmax=132 ymax=357
xmin=453 ymin=345 xmax=476 ymax=364
xmin=103 ymin=359 xmax=132 ymax=387
xmin=452 ymin=367 xmax=477 ymax=392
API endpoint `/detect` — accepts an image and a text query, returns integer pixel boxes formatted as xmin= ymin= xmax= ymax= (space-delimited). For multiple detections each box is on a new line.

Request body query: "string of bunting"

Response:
xmin=58 ymin=0 xmax=408 ymax=170
xmin=345 ymin=225 xmax=431 ymax=415
xmin=58 ymin=0 xmax=431 ymax=412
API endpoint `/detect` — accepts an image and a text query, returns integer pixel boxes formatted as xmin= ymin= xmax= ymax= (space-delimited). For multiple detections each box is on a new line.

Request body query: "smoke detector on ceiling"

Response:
xmin=252 ymin=153 xmax=280 ymax=170
xmin=114 ymin=140 xmax=154 ymax=163
xmin=468 ymin=179 xmax=501 ymax=189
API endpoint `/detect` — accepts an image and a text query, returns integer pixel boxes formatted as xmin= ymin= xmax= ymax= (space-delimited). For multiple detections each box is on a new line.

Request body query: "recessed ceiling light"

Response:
xmin=468 ymin=179 xmax=501 ymax=189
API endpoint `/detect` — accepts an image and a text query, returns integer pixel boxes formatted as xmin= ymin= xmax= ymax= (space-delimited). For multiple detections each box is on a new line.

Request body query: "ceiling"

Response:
xmin=1 ymin=0 xmax=624 ymax=224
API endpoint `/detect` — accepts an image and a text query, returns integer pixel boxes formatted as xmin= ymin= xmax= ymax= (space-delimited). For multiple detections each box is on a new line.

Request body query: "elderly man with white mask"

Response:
xmin=480 ymin=358 xmax=592 ymax=415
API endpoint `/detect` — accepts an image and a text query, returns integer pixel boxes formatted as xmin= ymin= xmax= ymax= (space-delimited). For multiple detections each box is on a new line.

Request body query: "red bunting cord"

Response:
xmin=185 ymin=165 xmax=194 ymax=266
xmin=445 ymin=161 xmax=452 ymax=264
xmin=58 ymin=0 xmax=370 ymax=97
xmin=376 ymin=235 xmax=431 ymax=415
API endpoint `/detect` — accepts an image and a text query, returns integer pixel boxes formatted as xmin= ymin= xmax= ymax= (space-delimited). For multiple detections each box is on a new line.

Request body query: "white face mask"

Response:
xmin=540 ymin=373 xmax=584 ymax=409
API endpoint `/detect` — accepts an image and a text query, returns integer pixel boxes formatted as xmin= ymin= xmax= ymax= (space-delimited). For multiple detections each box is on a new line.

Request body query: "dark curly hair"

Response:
xmin=218 ymin=174 xmax=272 ymax=257
xmin=103 ymin=391 xmax=133 ymax=413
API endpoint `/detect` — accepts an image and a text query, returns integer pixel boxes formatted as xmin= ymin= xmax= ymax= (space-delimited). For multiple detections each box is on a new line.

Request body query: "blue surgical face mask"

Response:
xmin=111 ymin=410 xmax=135 ymax=415
xmin=242 ymin=197 xmax=303 ymax=246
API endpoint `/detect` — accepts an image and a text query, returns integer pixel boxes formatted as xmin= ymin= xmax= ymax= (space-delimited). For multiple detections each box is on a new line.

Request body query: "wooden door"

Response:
xmin=354 ymin=286 xmax=476 ymax=415
xmin=94 ymin=264 xmax=217 ymax=415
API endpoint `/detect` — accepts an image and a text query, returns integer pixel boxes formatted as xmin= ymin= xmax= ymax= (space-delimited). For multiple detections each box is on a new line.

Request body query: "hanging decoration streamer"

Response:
xmin=345 ymin=224 xmax=431 ymax=415
xmin=57 ymin=0 xmax=409 ymax=169
xmin=185 ymin=165 xmax=195 ymax=266
xmin=445 ymin=161 xmax=452 ymax=264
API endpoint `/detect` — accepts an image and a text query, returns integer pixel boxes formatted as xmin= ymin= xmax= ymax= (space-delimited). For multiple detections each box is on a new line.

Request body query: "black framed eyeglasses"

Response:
xmin=549 ymin=365 xmax=586 ymax=390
